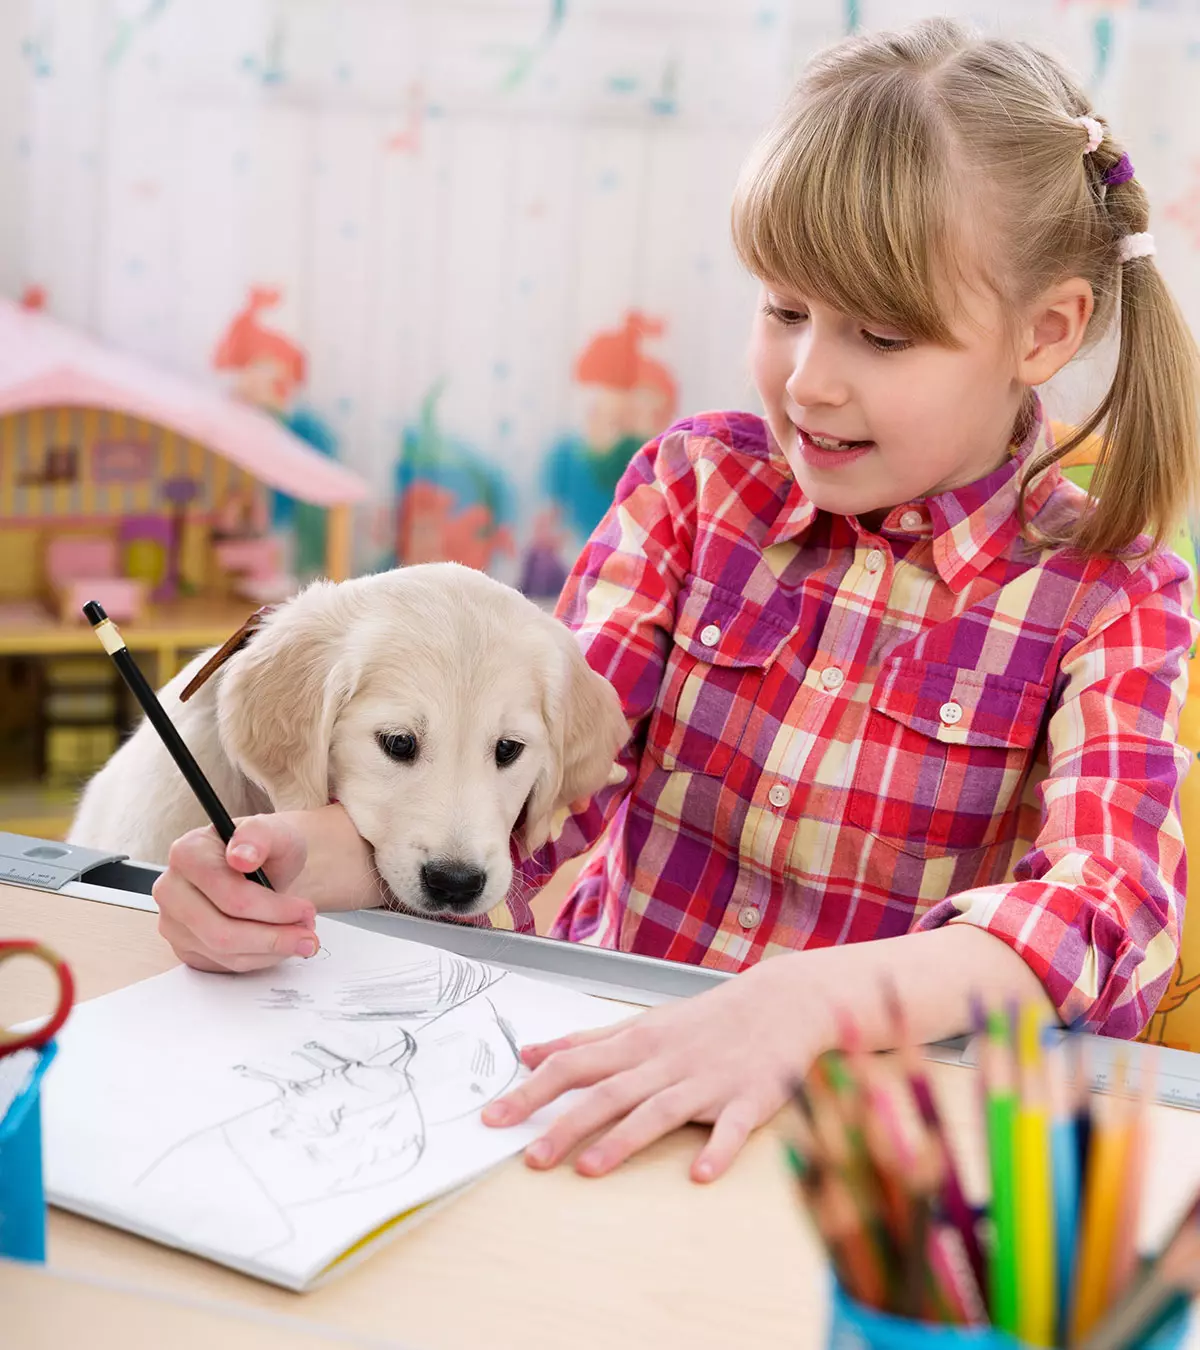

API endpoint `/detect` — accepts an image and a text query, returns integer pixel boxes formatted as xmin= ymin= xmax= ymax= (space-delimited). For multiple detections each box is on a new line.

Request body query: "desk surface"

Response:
xmin=5 ymin=883 xmax=1200 ymax=1350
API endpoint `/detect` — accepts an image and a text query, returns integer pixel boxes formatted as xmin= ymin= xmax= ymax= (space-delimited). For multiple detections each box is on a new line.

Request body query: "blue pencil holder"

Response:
xmin=827 ymin=1280 xmax=1191 ymax=1350
xmin=0 ymin=1042 xmax=57 ymax=1263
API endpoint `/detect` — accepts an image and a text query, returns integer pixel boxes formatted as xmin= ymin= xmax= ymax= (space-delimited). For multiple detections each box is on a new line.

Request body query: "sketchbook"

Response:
xmin=37 ymin=917 xmax=630 ymax=1291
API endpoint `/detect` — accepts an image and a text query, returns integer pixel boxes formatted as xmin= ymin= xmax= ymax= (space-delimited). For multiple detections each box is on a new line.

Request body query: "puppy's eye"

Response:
xmin=377 ymin=731 xmax=418 ymax=763
xmin=495 ymin=739 xmax=525 ymax=768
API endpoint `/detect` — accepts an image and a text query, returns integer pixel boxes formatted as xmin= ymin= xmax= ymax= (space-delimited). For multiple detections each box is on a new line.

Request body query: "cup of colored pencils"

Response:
xmin=782 ymin=992 xmax=1198 ymax=1350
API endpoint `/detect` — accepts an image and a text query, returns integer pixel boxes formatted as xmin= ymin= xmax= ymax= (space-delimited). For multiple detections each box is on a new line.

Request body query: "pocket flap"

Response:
xmin=871 ymin=659 xmax=1048 ymax=749
xmin=670 ymin=575 xmax=791 ymax=669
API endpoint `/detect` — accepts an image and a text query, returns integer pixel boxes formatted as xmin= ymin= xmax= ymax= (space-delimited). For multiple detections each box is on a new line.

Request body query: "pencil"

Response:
xmin=1015 ymin=1003 xmax=1055 ymax=1348
xmin=883 ymin=980 xmax=988 ymax=1299
xmin=983 ymin=1006 xmax=1020 ymax=1335
xmin=1070 ymin=1071 xmax=1134 ymax=1344
xmin=1045 ymin=1032 xmax=1080 ymax=1347
xmin=82 ymin=600 xmax=273 ymax=888
xmin=1078 ymin=1195 xmax=1200 ymax=1350
xmin=1108 ymin=1050 xmax=1156 ymax=1304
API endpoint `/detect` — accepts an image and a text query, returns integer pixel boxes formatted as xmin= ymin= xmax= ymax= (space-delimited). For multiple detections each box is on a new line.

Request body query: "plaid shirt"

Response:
xmin=510 ymin=405 xmax=1196 ymax=1038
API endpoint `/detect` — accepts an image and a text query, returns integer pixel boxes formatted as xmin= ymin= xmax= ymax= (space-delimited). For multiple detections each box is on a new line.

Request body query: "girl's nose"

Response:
xmin=785 ymin=337 xmax=850 ymax=410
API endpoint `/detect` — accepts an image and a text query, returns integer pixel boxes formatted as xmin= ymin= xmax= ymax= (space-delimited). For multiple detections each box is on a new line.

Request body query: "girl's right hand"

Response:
xmin=153 ymin=814 xmax=319 ymax=973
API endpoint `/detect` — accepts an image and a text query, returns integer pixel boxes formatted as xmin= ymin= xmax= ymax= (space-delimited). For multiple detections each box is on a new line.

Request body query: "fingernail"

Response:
xmin=229 ymin=844 xmax=257 ymax=865
xmin=482 ymin=1103 xmax=511 ymax=1126
xmin=694 ymin=1160 xmax=714 ymax=1182
xmin=577 ymin=1148 xmax=604 ymax=1173
xmin=526 ymin=1139 xmax=553 ymax=1166
xmin=297 ymin=938 xmax=317 ymax=958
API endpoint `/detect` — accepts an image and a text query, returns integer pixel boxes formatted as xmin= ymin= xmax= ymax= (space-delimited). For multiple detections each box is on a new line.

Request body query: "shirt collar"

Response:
xmin=759 ymin=399 xmax=1059 ymax=585
xmin=922 ymin=397 xmax=1059 ymax=593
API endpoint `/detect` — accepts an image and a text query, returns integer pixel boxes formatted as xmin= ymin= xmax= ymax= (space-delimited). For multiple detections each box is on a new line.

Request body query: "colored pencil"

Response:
xmin=883 ymin=979 xmax=988 ymax=1298
xmin=1070 ymin=1067 xmax=1134 ymax=1344
xmin=1070 ymin=1032 xmax=1094 ymax=1202
xmin=1045 ymin=1033 xmax=1081 ymax=1348
xmin=1015 ymin=1004 xmax=1056 ymax=1348
xmin=982 ymin=1006 xmax=1021 ymax=1335
xmin=781 ymin=989 xmax=1200 ymax=1349
xmin=1108 ymin=1050 xmax=1156 ymax=1304
xmin=1078 ymin=1195 xmax=1200 ymax=1350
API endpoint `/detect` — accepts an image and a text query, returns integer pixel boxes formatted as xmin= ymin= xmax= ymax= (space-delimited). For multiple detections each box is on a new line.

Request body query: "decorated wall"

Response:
xmin=5 ymin=0 xmax=1200 ymax=590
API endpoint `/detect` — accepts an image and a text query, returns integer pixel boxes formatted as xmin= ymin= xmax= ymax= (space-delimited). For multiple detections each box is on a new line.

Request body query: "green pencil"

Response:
xmin=983 ymin=1007 xmax=1020 ymax=1335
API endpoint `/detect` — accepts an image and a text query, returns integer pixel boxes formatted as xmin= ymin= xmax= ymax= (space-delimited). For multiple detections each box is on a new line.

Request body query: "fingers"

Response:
xmin=524 ymin=1064 xmax=664 ymax=1170
xmin=690 ymin=1099 xmax=761 ymax=1183
xmin=164 ymin=827 xmax=315 ymax=925
xmin=573 ymin=1082 xmax=699 ymax=1177
xmin=225 ymin=816 xmax=310 ymax=894
xmin=482 ymin=1032 xmax=635 ymax=1128
xmin=153 ymin=821 xmax=318 ymax=972
xmin=519 ymin=1021 xmax=629 ymax=1070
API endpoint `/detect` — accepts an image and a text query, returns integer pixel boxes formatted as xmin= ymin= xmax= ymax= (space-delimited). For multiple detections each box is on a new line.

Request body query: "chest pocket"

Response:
xmin=648 ymin=575 xmax=791 ymax=777
xmin=846 ymin=659 xmax=1049 ymax=859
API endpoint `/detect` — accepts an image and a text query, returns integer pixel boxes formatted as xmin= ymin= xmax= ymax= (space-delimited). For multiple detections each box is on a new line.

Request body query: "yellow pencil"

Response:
xmin=1070 ymin=1069 xmax=1133 ymax=1344
xmin=1015 ymin=1004 xmax=1056 ymax=1347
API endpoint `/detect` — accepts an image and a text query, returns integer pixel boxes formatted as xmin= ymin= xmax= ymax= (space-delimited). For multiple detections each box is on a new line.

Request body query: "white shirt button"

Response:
xmin=939 ymin=700 xmax=963 ymax=726
xmin=737 ymin=905 xmax=761 ymax=930
xmin=864 ymin=549 xmax=885 ymax=574
xmin=899 ymin=509 xmax=924 ymax=531
xmin=699 ymin=623 xmax=721 ymax=648
xmin=768 ymin=783 xmax=791 ymax=808
xmin=820 ymin=666 xmax=845 ymax=691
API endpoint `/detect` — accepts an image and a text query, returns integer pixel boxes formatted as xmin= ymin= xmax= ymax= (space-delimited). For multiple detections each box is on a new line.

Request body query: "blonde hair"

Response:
xmin=731 ymin=17 xmax=1199 ymax=557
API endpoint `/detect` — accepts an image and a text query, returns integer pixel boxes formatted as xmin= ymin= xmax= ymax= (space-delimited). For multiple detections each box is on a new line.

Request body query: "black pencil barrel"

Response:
xmin=83 ymin=602 xmax=273 ymax=889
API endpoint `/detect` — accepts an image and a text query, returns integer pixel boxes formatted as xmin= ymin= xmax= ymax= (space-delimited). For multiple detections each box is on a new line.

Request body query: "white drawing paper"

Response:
xmin=38 ymin=917 xmax=630 ymax=1289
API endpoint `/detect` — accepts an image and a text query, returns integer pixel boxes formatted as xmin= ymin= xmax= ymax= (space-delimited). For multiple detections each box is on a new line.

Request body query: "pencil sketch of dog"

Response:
xmin=68 ymin=564 xmax=627 ymax=919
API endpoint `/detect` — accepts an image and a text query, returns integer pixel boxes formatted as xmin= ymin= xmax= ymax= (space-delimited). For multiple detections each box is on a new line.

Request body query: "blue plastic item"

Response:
xmin=0 ymin=1041 xmax=57 ymax=1262
xmin=827 ymin=1280 xmax=1190 ymax=1350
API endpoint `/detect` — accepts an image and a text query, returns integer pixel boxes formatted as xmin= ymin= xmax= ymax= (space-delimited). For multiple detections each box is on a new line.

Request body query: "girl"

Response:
xmin=154 ymin=18 xmax=1199 ymax=1184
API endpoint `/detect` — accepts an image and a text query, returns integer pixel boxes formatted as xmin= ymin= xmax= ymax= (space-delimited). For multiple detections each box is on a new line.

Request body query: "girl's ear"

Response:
xmin=1019 ymin=278 xmax=1095 ymax=387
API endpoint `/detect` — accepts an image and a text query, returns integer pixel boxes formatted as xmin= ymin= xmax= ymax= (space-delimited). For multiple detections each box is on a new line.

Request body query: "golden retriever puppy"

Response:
xmin=68 ymin=564 xmax=627 ymax=918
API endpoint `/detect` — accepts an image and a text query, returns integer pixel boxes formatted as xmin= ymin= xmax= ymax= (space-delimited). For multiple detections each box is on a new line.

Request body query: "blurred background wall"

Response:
xmin=3 ymin=0 xmax=1199 ymax=595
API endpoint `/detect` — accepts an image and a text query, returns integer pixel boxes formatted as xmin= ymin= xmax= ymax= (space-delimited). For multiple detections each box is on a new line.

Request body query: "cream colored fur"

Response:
xmin=68 ymin=564 xmax=627 ymax=918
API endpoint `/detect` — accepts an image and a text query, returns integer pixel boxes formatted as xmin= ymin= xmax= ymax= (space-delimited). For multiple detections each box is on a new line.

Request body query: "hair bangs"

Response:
xmin=732 ymin=75 xmax=963 ymax=347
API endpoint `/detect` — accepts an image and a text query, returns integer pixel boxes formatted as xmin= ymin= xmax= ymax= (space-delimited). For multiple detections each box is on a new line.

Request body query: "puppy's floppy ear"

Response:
xmin=216 ymin=583 xmax=361 ymax=811
xmin=523 ymin=627 xmax=628 ymax=852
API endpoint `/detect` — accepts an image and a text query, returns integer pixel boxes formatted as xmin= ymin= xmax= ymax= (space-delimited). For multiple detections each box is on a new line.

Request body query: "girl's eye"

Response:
xmin=862 ymin=330 xmax=913 ymax=353
xmin=495 ymin=739 xmax=525 ymax=768
xmin=762 ymin=302 xmax=807 ymax=326
xmin=377 ymin=731 xmax=418 ymax=763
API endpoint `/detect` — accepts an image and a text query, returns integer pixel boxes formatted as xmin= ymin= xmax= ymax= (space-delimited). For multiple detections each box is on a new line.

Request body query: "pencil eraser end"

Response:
xmin=82 ymin=601 xmax=108 ymax=626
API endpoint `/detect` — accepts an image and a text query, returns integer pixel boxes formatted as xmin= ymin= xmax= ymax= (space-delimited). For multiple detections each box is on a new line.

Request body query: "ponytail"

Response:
xmin=1020 ymin=145 xmax=1200 ymax=557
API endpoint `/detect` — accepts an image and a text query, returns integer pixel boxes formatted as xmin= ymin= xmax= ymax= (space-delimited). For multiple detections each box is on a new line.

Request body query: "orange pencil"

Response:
xmin=1108 ymin=1050 xmax=1157 ymax=1304
xmin=1070 ymin=1058 xmax=1134 ymax=1344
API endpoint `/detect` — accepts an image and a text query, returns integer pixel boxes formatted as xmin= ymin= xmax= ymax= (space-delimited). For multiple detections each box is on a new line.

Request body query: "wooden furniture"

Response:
xmin=3 ymin=885 xmax=1200 ymax=1350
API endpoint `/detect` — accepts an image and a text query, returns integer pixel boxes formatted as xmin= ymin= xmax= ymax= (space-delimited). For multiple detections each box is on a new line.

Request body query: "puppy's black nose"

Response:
xmin=420 ymin=860 xmax=487 ymax=909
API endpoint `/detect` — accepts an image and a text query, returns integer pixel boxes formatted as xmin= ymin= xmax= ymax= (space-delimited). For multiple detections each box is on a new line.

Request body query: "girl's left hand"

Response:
xmin=480 ymin=954 xmax=834 ymax=1182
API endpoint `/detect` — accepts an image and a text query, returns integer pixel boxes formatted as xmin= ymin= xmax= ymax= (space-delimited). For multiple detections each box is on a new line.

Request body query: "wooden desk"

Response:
xmin=4 ymin=885 xmax=1200 ymax=1350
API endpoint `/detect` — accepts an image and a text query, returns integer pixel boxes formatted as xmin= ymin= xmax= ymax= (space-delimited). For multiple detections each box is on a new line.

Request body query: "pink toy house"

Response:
xmin=0 ymin=298 xmax=370 ymax=621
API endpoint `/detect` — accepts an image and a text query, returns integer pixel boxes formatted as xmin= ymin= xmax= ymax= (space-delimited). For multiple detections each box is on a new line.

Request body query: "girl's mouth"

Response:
xmin=795 ymin=426 xmax=875 ymax=470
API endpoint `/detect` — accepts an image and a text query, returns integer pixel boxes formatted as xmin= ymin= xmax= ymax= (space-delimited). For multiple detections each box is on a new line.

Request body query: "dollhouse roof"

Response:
xmin=0 ymin=299 xmax=369 ymax=506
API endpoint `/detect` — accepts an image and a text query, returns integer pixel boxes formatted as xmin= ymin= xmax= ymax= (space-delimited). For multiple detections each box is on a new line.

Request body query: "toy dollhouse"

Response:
xmin=0 ymin=297 xmax=369 ymax=823
xmin=0 ymin=298 xmax=368 ymax=616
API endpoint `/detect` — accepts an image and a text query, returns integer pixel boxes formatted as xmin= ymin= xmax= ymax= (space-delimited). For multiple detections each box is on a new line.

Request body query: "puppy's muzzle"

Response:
xmin=420 ymin=860 xmax=488 ymax=911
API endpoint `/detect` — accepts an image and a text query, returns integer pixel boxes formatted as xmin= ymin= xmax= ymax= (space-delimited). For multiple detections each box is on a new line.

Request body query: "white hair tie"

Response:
xmin=1117 ymin=232 xmax=1156 ymax=264
xmin=1072 ymin=115 xmax=1103 ymax=154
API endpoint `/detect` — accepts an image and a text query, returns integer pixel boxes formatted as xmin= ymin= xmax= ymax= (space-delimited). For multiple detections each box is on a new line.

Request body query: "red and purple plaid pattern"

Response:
xmin=510 ymin=403 xmax=1196 ymax=1038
